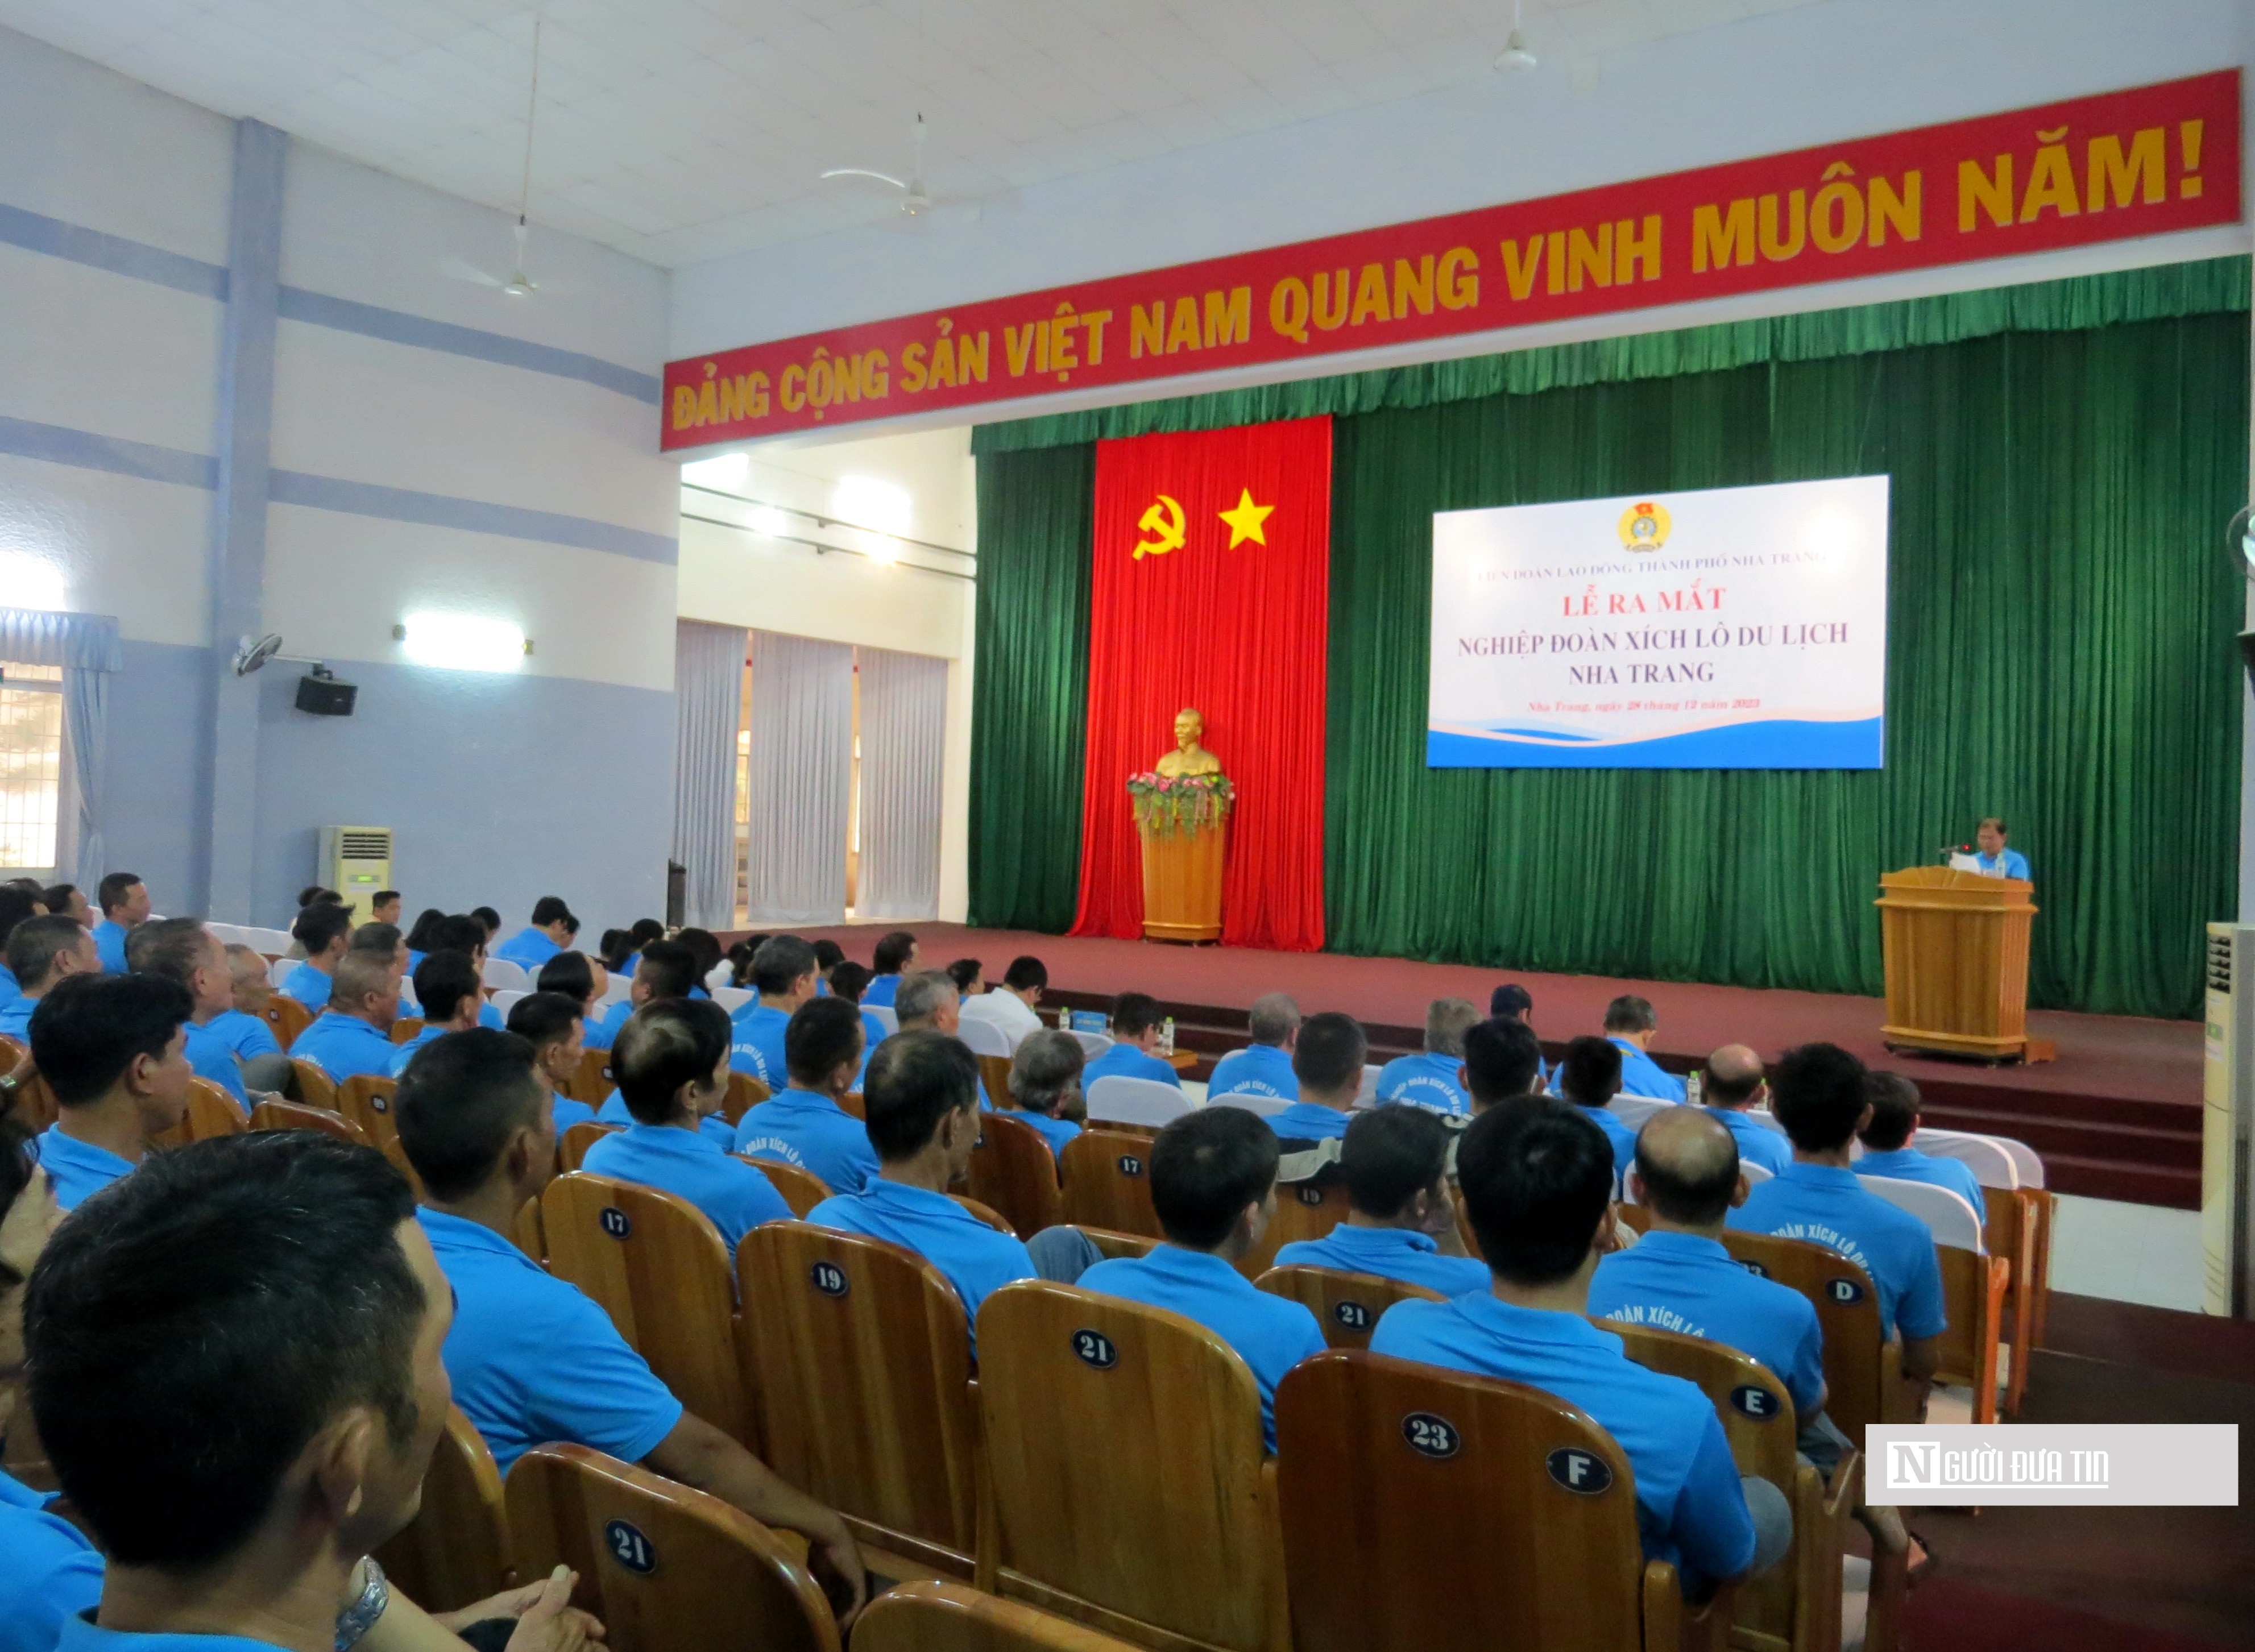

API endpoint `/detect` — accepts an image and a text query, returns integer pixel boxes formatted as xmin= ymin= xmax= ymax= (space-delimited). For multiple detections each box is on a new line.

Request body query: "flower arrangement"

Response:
xmin=1128 ymin=770 xmax=1234 ymax=836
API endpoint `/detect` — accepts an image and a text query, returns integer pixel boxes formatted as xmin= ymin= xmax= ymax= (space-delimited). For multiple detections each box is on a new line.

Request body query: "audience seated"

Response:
xmin=24 ymin=973 xmax=192 ymax=1210
xmin=471 ymin=906 xmax=503 ymax=943
xmin=1488 ymin=983 xmax=1552 ymax=1088
xmin=217 ymin=943 xmax=288 ymax=1070
xmin=1375 ymin=997 xmax=1479 ymax=1115
xmin=674 ymin=927 xmax=725 ymax=995
xmin=351 ymin=919 xmax=408 ymax=980
xmin=1555 ymin=1036 xmax=1638 ymax=1182
xmin=1371 ymin=1100 xmax=1788 ymax=1594
xmin=534 ymin=949 xmax=611 ymax=1049
xmin=1603 ymin=994 xmax=1688 ymax=1102
xmin=1205 ymin=991 xmax=1301 ymax=1102
xmin=506 ymin=990 xmax=599 ymax=1132
xmin=806 ymin=1030 xmax=1038 ymax=1350
xmin=1856 ymin=1071 xmax=1985 ymax=1211
xmin=41 ymin=883 xmax=89 ymax=927
xmin=1000 ymin=1028 xmax=1088 ymax=1158
xmin=279 ymin=903 xmax=354 ymax=1010
xmin=892 ymin=969 xmax=989 ymax=1106
xmin=959 ymin=953 xmax=1048 ymax=1048
xmin=947 ymin=957 xmax=984 ymax=998
xmin=1272 ymin=1105 xmax=1487 ymax=1294
xmin=810 ymin=936 xmax=845 ymax=991
xmin=863 ymin=929 xmax=920 ymax=1008
xmin=1079 ymin=1106 xmax=1326 ymax=1450
xmin=733 ymin=996 xmax=877 ymax=1192
xmin=1081 ymin=990 xmax=1182 ymax=1090
xmin=727 ymin=935 xmax=820 ymax=1087
xmin=127 ymin=917 xmax=271 ymax=1109
xmin=0 ymin=915 xmax=98 ymax=1043
xmin=396 ymin=1028 xmax=866 ymax=1613
xmin=0 ymin=882 xmax=42 ymax=1003
xmin=391 ymin=951 xmax=484 ymax=1074
xmin=492 ymin=896 xmax=577 ymax=972
xmin=402 ymin=906 xmax=446 ymax=972
xmin=89 ymin=871 xmax=151 ymax=974
xmin=1460 ymin=1015 xmax=1548 ymax=1116
xmin=297 ymin=883 xmax=343 ymax=909
xmin=288 ymin=952 xmax=403 ymax=1084
xmin=419 ymin=914 xmax=505 ymax=1029
xmin=594 ymin=943 xmax=732 ymax=1143
xmin=581 ymin=998 xmax=788 ymax=1256
xmin=1728 ymin=1043 xmax=1946 ymax=1372
xmin=826 ymin=960 xmax=890 ymax=1055
xmin=370 ymin=889 xmax=402 ymax=927
xmin=1699 ymin=1045 xmax=1792 ymax=1175
xmin=1267 ymin=1010 xmax=1364 ymax=1144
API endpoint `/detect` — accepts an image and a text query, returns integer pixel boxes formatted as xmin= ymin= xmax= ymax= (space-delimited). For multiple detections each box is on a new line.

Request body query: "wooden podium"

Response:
xmin=1875 ymin=866 xmax=2047 ymax=1063
xmin=1140 ymin=820 xmax=1225 ymax=943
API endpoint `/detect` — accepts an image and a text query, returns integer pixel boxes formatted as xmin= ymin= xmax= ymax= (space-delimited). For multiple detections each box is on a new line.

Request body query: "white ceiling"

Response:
xmin=0 ymin=0 xmax=1833 ymax=269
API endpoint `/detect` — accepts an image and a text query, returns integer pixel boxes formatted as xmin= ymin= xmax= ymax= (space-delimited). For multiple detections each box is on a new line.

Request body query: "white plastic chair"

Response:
xmin=267 ymin=956 xmax=296 ymax=988
xmin=1858 ymin=1174 xmax=1985 ymax=1252
xmin=711 ymin=986 xmax=752 ymax=1014
xmin=1085 ymin=1074 xmax=1193 ymax=1128
xmin=480 ymin=957 xmax=529 ymax=993
xmin=1909 ymin=1128 xmax=2020 ymax=1190
xmin=1607 ymin=1094 xmax=1674 ymax=1132
xmin=1985 ymin=1134 xmax=2045 ymax=1189
xmin=1353 ymin=1064 xmax=1381 ymax=1107
xmin=490 ymin=989 xmax=527 ymax=1019
xmin=1207 ymin=1091 xmax=1290 ymax=1120
xmin=868 ymin=1005 xmax=899 ymax=1036
xmin=706 ymin=961 xmax=735 ymax=993
xmin=1747 ymin=1106 xmax=1788 ymax=1135
xmin=250 ymin=927 xmax=294 ymax=954
xmin=599 ymin=977 xmax=635 ymax=1008
xmin=957 ymin=1016 xmax=1012 ymax=1058
xmin=205 ymin=923 xmax=246 ymax=947
xmin=1070 ymin=1028 xmax=1113 ymax=1060
xmin=1741 ymin=1160 xmax=1773 ymax=1185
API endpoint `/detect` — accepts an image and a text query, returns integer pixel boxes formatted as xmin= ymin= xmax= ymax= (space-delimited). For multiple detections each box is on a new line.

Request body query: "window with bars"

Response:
xmin=0 ymin=662 xmax=64 ymax=874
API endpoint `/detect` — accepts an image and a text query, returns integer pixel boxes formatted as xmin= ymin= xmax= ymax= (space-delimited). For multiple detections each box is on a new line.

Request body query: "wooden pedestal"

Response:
xmin=1876 ymin=866 xmax=2038 ymax=1062
xmin=1140 ymin=822 xmax=1225 ymax=943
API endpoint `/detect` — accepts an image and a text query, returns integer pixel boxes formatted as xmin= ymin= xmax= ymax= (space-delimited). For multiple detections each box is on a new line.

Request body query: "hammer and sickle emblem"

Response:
xmin=1134 ymin=494 xmax=1187 ymax=559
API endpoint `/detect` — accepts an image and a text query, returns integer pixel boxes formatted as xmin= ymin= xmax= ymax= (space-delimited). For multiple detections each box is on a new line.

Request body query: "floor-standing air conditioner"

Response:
xmin=2203 ymin=923 xmax=2255 ymax=1316
xmin=320 ymin=825 xmax=395 ymax=925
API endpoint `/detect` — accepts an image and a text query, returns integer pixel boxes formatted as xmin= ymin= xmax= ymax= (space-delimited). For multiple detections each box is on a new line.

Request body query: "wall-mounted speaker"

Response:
xmin=295 ymin=671 xmax=357 ymax=716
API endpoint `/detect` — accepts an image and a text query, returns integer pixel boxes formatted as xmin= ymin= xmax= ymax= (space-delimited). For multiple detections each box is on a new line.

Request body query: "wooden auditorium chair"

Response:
xmin=570 ymin=1045 xmax=615 ymax=1105
xmin=1274 ymin=1349 xmax=1731 ymax=1652
xmin=512 ymin=1194 xmax=548 ymax=1264
xmin=338 ymin=1074 xmax=422 ymax=1192
xmin=375 ymin=1404 xmax=515 ymax=1613
xmin=1080 ymin=1228 xmax=1159 ymax=1261
xmin=541 ymin=1172 xmax=755 ymax=1447
xmin=974 ymin=1280 xmax=1288 ymax=1652
xmin=1610 ymin=1321 xmax=1863 ymax=1652
xmin=1254 ymin=1265 xmax=1442 ymax=1352
xmin=0 ymin=1033 xmax=23 ymax=1076
xmin=837 ymin=1090 xmax=867 ymax=1119
xmin=250 ymin=1097 xmax=372 ymax=1148
xmin=1235 ymin=1177 xmax=1352 ymax=1280
xmin=151 ymin=1077 xmax=248 ymax=1149
xmin=560 ymin=1120 xmax=620 ymax=1172
xmin=289 ymin=1058 xmax=340 ymax=1110
xmin=262 ymin=995 xmax=313 ymax=1048
xmin=388 ymin=1016 xmax=425 ymax=1046
xmin=741 ymin=1155 xmax=831 ymax=1217
xmin=856 ymin=1580 xmax=1149 ymax=1652
xmin=1856 ymin=1176 xmax=2011 ymax=1424
xmin=969 ymin=1111 xmax=1066 ymax=1239
xmin=737 ymin=1222 xmax=980 ymax=1578
xmin=723 ymin=1072 xmax=769 ymax=1126
xmin=1713 ymin=1231 xmax=1923 ymax=1446
xmin=1059 ymin=1130 xmax=1164 ymax=1239
xmin=505 ymin=1443 xmax=840 ymax=1652
xmin=1906 ymin=1127 xmax=2050 ymax=1412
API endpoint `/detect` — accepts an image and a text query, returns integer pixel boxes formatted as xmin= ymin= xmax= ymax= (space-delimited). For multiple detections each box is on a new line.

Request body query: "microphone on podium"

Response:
xmin=1938 ymin=843 xmax=1971 ymax=864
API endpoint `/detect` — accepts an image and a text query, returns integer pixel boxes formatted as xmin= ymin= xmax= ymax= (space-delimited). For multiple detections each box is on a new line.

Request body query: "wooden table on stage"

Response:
xmin=1875 ymin=866 xmax=2050 ymax=1064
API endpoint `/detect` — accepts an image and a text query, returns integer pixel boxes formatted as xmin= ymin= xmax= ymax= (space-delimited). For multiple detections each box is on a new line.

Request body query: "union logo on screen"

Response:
xmin=1618 ymin=501 xmax=1670 ymax=551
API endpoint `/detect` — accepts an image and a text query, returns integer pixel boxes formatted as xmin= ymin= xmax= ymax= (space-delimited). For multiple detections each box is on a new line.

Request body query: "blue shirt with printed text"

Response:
xmin=1609 ymin=1038 xmax=1687 ymax=1103
xmin=288 ymin=1012 xmax=398 ymax=1083
xmin=1728 ymin=1161 xmax=1947 ymax=1341
xmin=582 ymin=1121 xmax=791 ymax=1259
xmin=733 ymin=1086 xmax=879 ymax=1194
xmin=1590 ymin=1229 xmax=1826 ymax=1414
xmin=1375 ymin=1051 xmax=1471 ymax=1116
xmin=1206 ymin=1042 xmax=1299 ymax=1102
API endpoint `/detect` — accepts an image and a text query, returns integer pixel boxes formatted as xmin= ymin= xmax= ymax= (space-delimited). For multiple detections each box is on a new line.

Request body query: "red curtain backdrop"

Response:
xmin=1070 ymin=416 xmax=1332 ymax=951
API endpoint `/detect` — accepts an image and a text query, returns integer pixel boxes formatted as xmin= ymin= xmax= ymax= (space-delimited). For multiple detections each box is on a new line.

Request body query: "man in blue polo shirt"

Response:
xmin=1971 ymin=816 xmax=2030 ymax=881
xmin=1265 ymin=1011 xmax=1363 ymax=1145
xmin=736 ymin=995 xmax=878 ymax=1193
xmin=807 ymin=1030 xmax=1036 ymax=1351
xmin=538 ymin=949 xmax=612 ymax=1051
xmin=392 ymin=950 xmax=487 ymax=1075
xmin=397 ymin=1028 xmax=867 ymax=1614
xmin=215 ymin=942 xmax=290 ymax=1088
xmin=1700 ymin=1045 xmax=1792 ymax=1176
xmin=827 ymin=961 xmax=893 ymax=1061
xmin=1730 ymin=1042 xmax=1946 ymax=1376
xmin=506 ymin=990 xmax=598 ymax=1134
xmin=1856 ymin=1071 xmax=1987 ymax=1214
xmin=588 ymin=937 xmax=698 ymax=1053
xmin=890 ymin=970 xmax=992 ymax=1107
xmin=26 ymin=972 xmax=193 ymax=1210
xmin=88 ymin=870 xmax=151 ymax=973
xmin=585 ymin=997 xmax=787 ymax=1256
xmin=1207 ymin=992 xmax=1301 ymax=1103
xmin=863 ymin=929 xmax=919 ymax=1008
xmin=288 ymin=952 xmax=400 ymax=1084
xmin=1081 ymin=991 xmax=1182 ymax=1092
xmin=1489 ymin=982 xmax=1556 ymax=1090
xmin=1275 ymin=1105 xmax=1487 ymax=1296
xmin=279 ymin=901 xmax=354 ymax=1011
xmin=1080 ymin=1106 xmax=1327 ymax=1451
xmin=1555 ymin=1036 xmax=1638 ymax=1182
xmin=1375 ymin=997 xmax=1478 ymax=1116
xmin=1603 ymin=994 xmax=1688 ymax=1103
xmin=999 ymin=1029 xmax=1088 ymax=1159
xmin=0 ymin=915 xmax=97 ymax=1045
xmin=492 ymin=895 xmax=576 ymax=972
xmin=127 ymin=917 xmax=258 ymax=1112
xmin=731 ymin=935 xmax=821 ymax=1088
xmin=420 ymin=913 xmax=507 ymax=1030
xmin=1461 ymin=1014 xmax=1549 ymax=1118
xmin=1371 ymin=1101 xmax=1789 ymax=1596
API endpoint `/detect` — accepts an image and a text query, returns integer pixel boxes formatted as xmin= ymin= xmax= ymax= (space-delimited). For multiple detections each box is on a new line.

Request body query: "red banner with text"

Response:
xmin=1072 ymin=417 xmax=1332 ymax=952
xmin=664 ymin=71 xmax=2239 ymax=447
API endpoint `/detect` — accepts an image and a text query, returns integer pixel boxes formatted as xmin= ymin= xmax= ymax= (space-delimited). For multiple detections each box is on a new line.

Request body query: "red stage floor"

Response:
xmin=772 ymin=923 xmax=2203 ymax=1208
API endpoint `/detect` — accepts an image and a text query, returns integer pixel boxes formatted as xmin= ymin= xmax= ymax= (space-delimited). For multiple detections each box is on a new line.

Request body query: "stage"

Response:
xmin=768 ymin=923 xmax=2203 ymax=1211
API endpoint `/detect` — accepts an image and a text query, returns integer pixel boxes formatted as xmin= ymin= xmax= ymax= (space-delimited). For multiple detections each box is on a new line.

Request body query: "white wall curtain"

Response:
xmin=745 ymin=630 xmax=852 ymax=925
xmin=670 ymin=620 xmax=747 ymax=931
xmin=0 ymin=608 xmax=121 ymax=882
xmin=856 ymin=645 xmax=948 ymax=920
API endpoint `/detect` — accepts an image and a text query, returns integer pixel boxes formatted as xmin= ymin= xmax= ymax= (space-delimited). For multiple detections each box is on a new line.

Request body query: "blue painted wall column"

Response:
xmin=203 ymin=118 xmax=285 ymax=922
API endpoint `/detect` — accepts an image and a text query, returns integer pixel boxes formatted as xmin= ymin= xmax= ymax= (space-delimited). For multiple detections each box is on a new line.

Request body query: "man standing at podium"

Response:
xmin=1971 ymin=817 xmax=2029 ymax=881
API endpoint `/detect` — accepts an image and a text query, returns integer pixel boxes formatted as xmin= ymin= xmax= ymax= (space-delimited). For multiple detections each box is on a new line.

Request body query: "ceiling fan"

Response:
xmin=819 ymin=113 xmax=981 ymax=231
xmin=442 ymin=17 xmax=559 ymax=295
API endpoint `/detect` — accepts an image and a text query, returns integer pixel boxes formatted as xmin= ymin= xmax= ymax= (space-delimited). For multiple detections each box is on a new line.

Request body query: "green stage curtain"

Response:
xmin=1327 ymin=317 xmax=2246 ymax=1019
xmin=968 ymin=443 xmax=1094 ymax=931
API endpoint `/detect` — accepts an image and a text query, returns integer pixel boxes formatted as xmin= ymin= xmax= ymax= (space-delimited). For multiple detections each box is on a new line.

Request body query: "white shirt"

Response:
xmin=959 ymin=987 xmax=1044 ymax=1049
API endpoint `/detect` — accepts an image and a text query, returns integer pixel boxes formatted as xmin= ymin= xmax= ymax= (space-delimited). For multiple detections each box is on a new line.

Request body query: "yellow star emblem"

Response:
xmin=1217 ymin=487 xmax=1275 ymax=549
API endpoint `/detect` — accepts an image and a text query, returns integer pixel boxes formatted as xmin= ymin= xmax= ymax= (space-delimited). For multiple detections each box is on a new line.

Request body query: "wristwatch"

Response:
xmin=335 ymin=1556 xmax=390 ymax=1650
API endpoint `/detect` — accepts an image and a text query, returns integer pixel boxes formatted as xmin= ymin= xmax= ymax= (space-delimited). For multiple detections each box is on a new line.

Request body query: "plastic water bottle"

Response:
xmin=1161 ymin=1016 xmax=1176 ymax=1057
xmin=1685 ymin=1069 xmax=1702 ymax=1107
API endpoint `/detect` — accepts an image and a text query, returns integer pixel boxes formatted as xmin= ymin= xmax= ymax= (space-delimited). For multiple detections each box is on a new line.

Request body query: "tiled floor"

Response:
xmin=2039 ymin=1193 xmax=2203 ymax=1311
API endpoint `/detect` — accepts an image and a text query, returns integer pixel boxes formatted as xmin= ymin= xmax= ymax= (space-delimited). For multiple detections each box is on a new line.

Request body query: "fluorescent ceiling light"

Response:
xmin=0 ymin=552 xmax=66 ymax=611
xmin=682 ymin=453 xmax=749 ymax=491
xmin=834 ymin=475 xmax=913 ymax=537
xmin=398 ymin=611 xmax=527 ymax=673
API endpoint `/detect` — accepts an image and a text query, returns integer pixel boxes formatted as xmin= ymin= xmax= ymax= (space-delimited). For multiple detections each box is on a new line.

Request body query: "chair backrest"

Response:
xmin=1856 ymin=1174 xmax=1984 ymax=1252
xmin=266 ymin=954 xmax=296 ymax=988
xmin=969 ymin=1110 xmax=1066 ymax=1239
xmin=599 ymin=976 xmax=635 ymax=1008
xmin=1717 ymin=1228 xmax=1895 ymax=1444
xmin=1081 ymin=1227 xmax=1159 ymax=1261
xmin=290 ymin=1057 xmax=339 ymax=1110
xmin=0 ymin=1034 xmax=21 ymax=1078
xmin=1069 ymin=1029 xmax=1113 ymax=1059
xmin=975 ymin=1281 xmax=1283 ymax=1652
xmin=389 ymin=1016 xmax=426 ymax=1046
xmin=1236 ymin=1174 xmax=1353 ymax=1280
xmin=1607 ymin=1321 xmax=1796 ymax=1488
xmin=151 ymin=1077 xmax=248 ymax=1149
xmin=512 ymin=1194 xmax=548 ymax=1263
xmin=1 ymin=1061 xmax=57 ymax=1132
xmin=263 ymin=995 xmax=313 ymax=1047
xmin=958 ymin=1015 xmax=1012 ymax=1057
xmin=740 ymin=1155 xmax=831 ymax=1216
xmin=711 ymin=986 xmax=753 ymax=1014
xmin=506 ymin=1443 xmax=840 ymax=1652
xmin=542 ymin=1172 xmax=753 ymax=1445
xmin=1205 ymin=1091 xmax=1290 ymax=1119
xmin=1275 ymin=1350 xmax=1694 ymax=1652
xmin=1059 ymin=1129 xmax=1163 ymax=1238
xmin=561 ymin=1120 xmax=620 ymax=1172
xmin=1988 ymin=1133 xmax=2044 ymax=1189
xmin=977 ymin=1053 xmax=1015 ymax=1114
xmin=1084 ymin=1075 xmax=1191 ymax=1128
xmin=1747 ymin=1107 xmax=1786 ymax=1135
xmin=570 ymin=1045 xmax=616 ymax=1104
xmin=723 ymin=1072 xmax=769 ymax=1125
xmin=868 ymin=1005 xmax=900 ymax=1036
xmin=837 ymin=1090 xmax=867 ymax=1119
xmin=853 ymin=1580 xmax=1149 ymax=1652
xmin=338 ymin=1074 xmax=421 ymax=1193
xmin=1355 ymin=1064 xmax=1380 ymax=1106
xmin=1740 ymin=1160 xmax=1772 ymax=1185
xmin=374 ymin=1404 xmax=513 ymax=1612
xmin=250 ymin=1098 xmax=371 ymax=1146
xmin=1908 ymin=1128 xmax=2020 ymax=1190
xmin=246 ymin=927 xmax=293 ymax=953
xmin=1606 ymin=1094 xmax=1673 ymax=1132
xmin=737 ymin=1222 xmax=979 ymax=1564
xmin=481 ymin=957 xmax=529 ymax=991
xmin=490 ymin=988 xmax=527 ymax=1019
xmin=1255 ymin=1265 xmax=1443 ymax=1351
